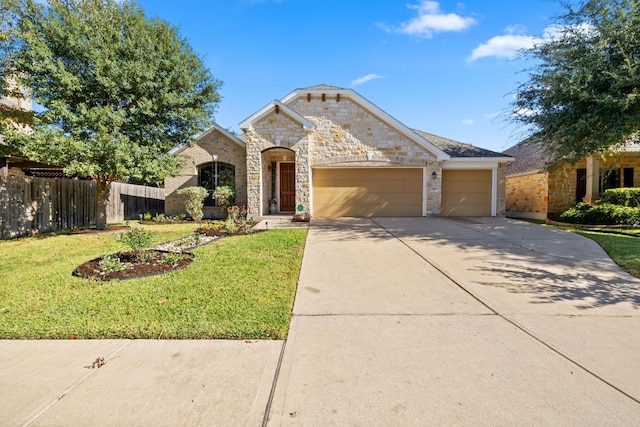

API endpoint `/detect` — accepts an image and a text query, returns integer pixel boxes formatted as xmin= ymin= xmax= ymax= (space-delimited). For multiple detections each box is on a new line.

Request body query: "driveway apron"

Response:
xmin=267 ymin=217 xmax=640 ymax=426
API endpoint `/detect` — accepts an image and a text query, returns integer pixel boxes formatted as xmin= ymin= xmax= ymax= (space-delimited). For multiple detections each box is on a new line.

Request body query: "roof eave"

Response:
xmin=169 ymin=122 xmax=246 ymax=156
xmin=280 ymin=87 xmax=451 ymax=161
xmin=239 ymin=100 xmax=315 ymax=132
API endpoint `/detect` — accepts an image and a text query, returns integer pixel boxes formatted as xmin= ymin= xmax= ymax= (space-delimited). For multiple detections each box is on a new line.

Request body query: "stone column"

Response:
xmin=293 ymin=133 xmax=311 ymax=217
xmin=427 ymin=162 xmax=442 ymax=214
xmin=584 ymin=154 xmax=600 ymax=202
xmin=245 ymin=131 xmax=263 ymax=217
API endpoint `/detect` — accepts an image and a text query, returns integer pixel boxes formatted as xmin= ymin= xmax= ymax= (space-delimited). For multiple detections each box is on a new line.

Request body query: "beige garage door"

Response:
xmin=441 ymin=170 xmax=492 ymax=216
xmin=313 ymin=168 xmax=423 ymax=217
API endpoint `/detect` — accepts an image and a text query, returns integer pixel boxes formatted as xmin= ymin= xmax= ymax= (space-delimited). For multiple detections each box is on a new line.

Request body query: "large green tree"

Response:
xmin=3 ymin=0 xmax=221 ymax=228
xmin=511 ymin=0 xmax=640 ymax=166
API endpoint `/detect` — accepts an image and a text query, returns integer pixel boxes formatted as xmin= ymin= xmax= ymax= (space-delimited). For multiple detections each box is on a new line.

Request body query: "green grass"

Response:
xmin=572 ymin=229 xmax=640 ymax=278
xmin=0 ymin=224 xmax=307 ymax=339
xmin=513 ymin=218 xmax=640 ymax=278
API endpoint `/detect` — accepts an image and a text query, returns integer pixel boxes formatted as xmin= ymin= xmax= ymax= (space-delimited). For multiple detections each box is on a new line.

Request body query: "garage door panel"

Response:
xmin=313 ymin=168 xmax=423 ymax=217
xmin=441 ymin=170 xmax=492 ymax=217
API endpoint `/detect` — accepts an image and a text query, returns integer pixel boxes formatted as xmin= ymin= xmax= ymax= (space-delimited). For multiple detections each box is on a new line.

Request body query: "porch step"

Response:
xmin=253 ymin=215 xmax=309 ymax=230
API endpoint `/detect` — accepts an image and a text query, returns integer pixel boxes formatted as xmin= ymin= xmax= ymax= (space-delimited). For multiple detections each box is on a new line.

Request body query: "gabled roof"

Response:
xmin=502 ymin=137 xmax=549 ymax=176
xmin=413 ymin=130 xmax=512 ymax=160
xmin=239 ymin=100 xmax=315 ymax=132
xmin=280 ymin=85 xmax=451 ymax=161
xmin=169 ymin=122 xmax=245 ymax=156
xmin=298 ymin=84 xmax=348 ymax=91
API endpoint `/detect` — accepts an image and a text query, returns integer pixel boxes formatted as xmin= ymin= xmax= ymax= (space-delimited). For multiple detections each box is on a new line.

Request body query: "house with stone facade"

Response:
xmin=166 ymin=84 xmax=512 ymax=219
xmin=504 ymin=137 xmax=640 ymax=219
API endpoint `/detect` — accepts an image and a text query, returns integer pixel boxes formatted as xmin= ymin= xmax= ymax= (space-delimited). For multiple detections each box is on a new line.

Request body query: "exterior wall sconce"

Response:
xmin=432 ymin=171 xmax=438 ymax=178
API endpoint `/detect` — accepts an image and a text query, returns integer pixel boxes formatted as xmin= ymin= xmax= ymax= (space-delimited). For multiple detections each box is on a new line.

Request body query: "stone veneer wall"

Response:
xmin=286 ymin=96 xmax=441 ymax=214
xmin=547 ymin=161 xmax=583 ymax=214
xmin=164 ymin=131 xmax=247 ymax=216
xmin=244 ymin=112 xmax=311 ymax=216
xmin=506 ymin=172 xmax=549 ymax=215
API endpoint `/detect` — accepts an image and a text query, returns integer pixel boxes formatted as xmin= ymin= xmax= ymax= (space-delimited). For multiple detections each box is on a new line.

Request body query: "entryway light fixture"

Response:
xmin=432 ymin=171 xmax=438 ymax=178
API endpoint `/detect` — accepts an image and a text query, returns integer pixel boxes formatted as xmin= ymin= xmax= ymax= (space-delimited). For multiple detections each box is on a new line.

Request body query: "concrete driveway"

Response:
xmin=267 ymin=217 xmax=640 ymax=425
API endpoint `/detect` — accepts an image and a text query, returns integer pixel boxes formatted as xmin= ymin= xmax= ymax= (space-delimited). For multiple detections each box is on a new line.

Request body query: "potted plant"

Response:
xmin=269 ymin=197 xmax=278 ymax=214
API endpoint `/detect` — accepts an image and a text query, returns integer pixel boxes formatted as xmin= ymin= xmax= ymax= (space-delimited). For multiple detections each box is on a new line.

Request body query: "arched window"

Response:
xmin=198 ymin=162 xmax=235 ymax=206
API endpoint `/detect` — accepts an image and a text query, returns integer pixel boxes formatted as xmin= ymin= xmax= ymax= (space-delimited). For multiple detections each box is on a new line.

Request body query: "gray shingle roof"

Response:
xmin=413 ymin=129 xmax=510 ymax=158
xmin=298 ymin=84 xmax=348 ymax=91
xmin=502 ymin=137 xmax=548 ymax=176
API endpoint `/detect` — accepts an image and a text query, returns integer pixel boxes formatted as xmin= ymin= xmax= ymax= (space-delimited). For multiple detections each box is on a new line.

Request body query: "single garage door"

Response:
xmin=441 ymin=170 xmax=492 ymax=216
xmin=313 ymin=168 xmax=423 ymax=217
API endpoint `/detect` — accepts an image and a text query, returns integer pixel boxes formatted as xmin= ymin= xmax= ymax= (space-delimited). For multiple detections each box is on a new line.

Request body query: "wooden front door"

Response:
xmin=279 ymin=163 xmax=295 ymax=212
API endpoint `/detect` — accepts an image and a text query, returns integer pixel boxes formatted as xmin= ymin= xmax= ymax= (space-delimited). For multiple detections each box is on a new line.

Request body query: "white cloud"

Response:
xmin=380 ymin=1 xmax=476 ymax=39
xmin=350 ymin=74 xmax=384 ymax=87
xmin=468 ymin=26 xmax=541 ymax=62
xmin=461 ymin=119 xmax=474 ymax=125
xmin=484 ymin=112 xmax=499 ymax=118
xmin=468 ymin=22 xmax=597 ymax=62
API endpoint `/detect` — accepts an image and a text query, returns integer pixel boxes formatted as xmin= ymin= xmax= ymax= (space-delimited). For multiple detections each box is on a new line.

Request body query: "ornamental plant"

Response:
xmin=213 ymin=185 xmax=235 ymax=211
xmin=177 ymin=186 xmax=209 ymax=221
xmin=119 ymin=227 xmax=156 ymax=261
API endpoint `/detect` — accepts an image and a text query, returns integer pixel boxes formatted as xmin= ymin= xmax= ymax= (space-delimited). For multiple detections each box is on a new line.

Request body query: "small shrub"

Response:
xmin=99 ymin=254 xmax=130 ymax=272
xmin=224 ymin=216 xmax=238 ymax=234
xmin=559 ymin=202 xmax=640 ymax=225
xmin=177 ymin=186 xmax=209 ymax=221
xmin=119 ymin=227 xmax=156 ymax=253
xmin=601 ymin=188 xmax=640 ymax=207
xmin=213 ymin=186 xmax=235 ymax=211
xmin=174 ymin=213 xmax=187 ymax=221
xmin=227 ymin=205 xmax=241 ymax=221
xmin=160 ymin=252 xmax=186 ymax=267
xmin=153 ymin=213 xmax=166 ymax=222
xmin=142 ymin=212 xmax=152 ymax=221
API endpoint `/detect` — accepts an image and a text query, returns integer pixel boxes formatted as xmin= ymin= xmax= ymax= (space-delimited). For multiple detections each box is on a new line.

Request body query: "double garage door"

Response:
xmin=312 ymin=168 xmax=492 ymax=217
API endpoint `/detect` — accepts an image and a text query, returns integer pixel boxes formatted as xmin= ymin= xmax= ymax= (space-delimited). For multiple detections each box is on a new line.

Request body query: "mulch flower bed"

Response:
xmin=74 ymin=250 xmax=194 ymax=281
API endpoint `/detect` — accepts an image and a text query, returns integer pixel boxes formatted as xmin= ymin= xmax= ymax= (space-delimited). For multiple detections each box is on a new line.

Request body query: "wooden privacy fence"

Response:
xmin=107 ymin=182 xmax=164 ymax=222
xmin=0 ymin=176 xmax=96 ymax=239
xmin=0 ymin=177 xmax=165 ymax=239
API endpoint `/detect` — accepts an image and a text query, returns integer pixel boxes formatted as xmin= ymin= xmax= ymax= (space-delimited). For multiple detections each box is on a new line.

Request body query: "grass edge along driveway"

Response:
xmin=0 ymin=224 xmax=307 ymax=340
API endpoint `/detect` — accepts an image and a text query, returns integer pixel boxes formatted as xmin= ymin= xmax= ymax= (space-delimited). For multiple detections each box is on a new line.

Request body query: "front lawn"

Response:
xmin=0 ymin=224 xmax=307 ymax=339
xmin=572 ymin=229 xmax=640 ymax=278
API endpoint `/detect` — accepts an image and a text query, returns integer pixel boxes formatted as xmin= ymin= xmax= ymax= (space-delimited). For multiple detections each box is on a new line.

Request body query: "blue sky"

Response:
xmin=137 ymin=0 xmax=564 ymax=153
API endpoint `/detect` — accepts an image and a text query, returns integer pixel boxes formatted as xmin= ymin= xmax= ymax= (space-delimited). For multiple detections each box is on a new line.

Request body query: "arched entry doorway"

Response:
xmin=261 ymin=147 xmax=296 ymax=214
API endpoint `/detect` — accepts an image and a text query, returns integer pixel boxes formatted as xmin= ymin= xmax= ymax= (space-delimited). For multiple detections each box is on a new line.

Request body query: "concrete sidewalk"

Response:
xmin=1 ymin=340 xmax=281 ymax=426
xmin=2 ymin=217 xmax=640 ymax=426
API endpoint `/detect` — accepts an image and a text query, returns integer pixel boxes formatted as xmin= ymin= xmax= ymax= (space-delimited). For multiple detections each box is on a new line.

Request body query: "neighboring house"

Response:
xmin=503 ymin=137 xmax=640 ymax=219
xmin=166 ymin=84 xmax=512 ymax=218
xmin=1 ymin=82 xmax=39 ymax=178
xmin=0 ymin=76 xmax=33 ymax=146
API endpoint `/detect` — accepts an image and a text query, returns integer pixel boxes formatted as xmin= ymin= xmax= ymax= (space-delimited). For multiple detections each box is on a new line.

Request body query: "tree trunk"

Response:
xmin=95 ymin=179 xmax=111 ymax=230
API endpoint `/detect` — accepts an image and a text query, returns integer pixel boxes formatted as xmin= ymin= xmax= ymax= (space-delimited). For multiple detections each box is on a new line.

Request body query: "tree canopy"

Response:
xmin=1 ymin=0 xmax=221 ymax=227
xmin=511 ymin=0 xmax=640 ymax=166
